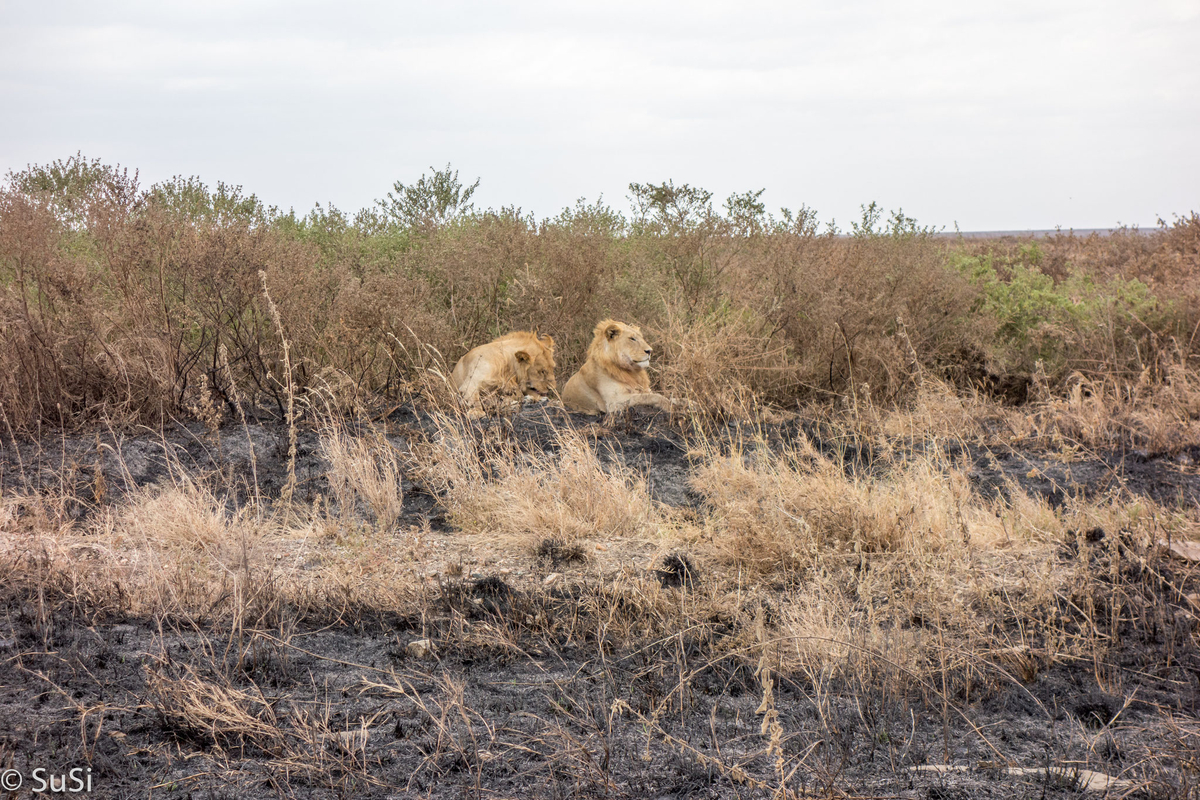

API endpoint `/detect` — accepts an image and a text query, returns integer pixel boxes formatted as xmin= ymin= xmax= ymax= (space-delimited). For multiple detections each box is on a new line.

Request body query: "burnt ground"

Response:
xmin=5 ymin=403 xmax=1198 ymax=522
xmin=2 ymin=403 xmax=1199 ymax=798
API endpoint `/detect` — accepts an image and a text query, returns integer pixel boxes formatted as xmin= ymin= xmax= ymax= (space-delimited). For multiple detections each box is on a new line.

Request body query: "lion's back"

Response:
xmin=451 ymin=339 xmax=517 ymax=395
xmin=451 ymin=331 xmax=555 ymax=400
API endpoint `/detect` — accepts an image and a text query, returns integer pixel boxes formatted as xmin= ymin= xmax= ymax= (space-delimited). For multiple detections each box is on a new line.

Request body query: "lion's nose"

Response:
xmin=644 ymin=348 xmax=652 ymax=355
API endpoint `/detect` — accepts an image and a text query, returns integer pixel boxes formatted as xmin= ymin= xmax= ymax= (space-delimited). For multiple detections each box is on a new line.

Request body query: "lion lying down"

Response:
xmin=562 ymin=319 xmax=674 ymax=415
xmin=450 ymin=331 xmax=556 ymax=413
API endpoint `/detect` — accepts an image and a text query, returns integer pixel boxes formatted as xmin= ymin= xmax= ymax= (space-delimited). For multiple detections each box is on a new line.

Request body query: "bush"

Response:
xmin=2 ymin=154 xmax=1197 ymax=430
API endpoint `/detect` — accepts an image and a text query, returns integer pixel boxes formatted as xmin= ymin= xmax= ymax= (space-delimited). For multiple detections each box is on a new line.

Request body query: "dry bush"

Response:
xmin=1042 ymin=215 xmax=1200 ymax=293
xmin=507 ymin=201 xmax=662 ymax=373
xmin=393 ymin=204 xmax=664 ymax=383
xmin=653 ymin=300 xmax=795 ymax=417
xmin=396 ymin=214 xmax=537 ymax=351
xmin=0 ymin=174 xmax=173 ymax=427
xmin=630 ymin=230 xmax=986 ymax=414
xmin=316 ymin=269 xmax=457 ymax=399
xmin=6 ymin=155 xmax=1200 ymax=429
xmin=958 ymin=223 xmax=1200 ymax=390
xmin=731 ymin=232 xmax=985 ymax=405
xmin=0 ymin=162 xmax=308 ymax=428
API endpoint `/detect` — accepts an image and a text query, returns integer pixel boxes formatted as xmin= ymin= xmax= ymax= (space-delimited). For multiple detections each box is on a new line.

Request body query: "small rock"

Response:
xmin=470 ymin=572 xmax=484 ymax=580
xmin=1004 ymin=766 xmax=1133 ymax=793
xmin=498 ymin=568 xmax=512 ymax=576
xmin=595 ymin=544 xmax=607 ymax=552
xmin=542 ymin=572 xmax=562 ymax=587
xmin=405 ymin=639 xmax=436 ymax=659
xmin=1159 ymin=538 xmax=1200 ymax=562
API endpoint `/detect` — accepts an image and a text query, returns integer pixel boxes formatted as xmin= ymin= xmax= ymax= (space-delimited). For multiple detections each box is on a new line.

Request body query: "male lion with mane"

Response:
xmin=450 ymin=331 xmax=556 ymax=414
xmin=561 ymin=319 xmax=674 ymax=415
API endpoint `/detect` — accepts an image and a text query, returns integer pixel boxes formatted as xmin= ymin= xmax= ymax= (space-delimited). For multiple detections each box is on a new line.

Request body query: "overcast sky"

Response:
xmin=1 ymin=0 xmax=1197 ymax=230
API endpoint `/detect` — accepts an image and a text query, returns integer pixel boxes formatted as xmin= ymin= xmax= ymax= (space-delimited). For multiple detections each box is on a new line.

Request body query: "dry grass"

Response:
xmin=3 ymin=155 xmax=1200 ymax=796
xmin=2 ymin=403 xmax=1199 ymax=796
xmin=689 ymin=433 xmax=1056 ymax=683
xmin=0 ymin=437 xmax=419 ymax=629
xmin=416 ymin=414 xmax=661 ymax=544
xmin=3 ymin=402 xmax=1196 ymax=675
xmin=1015 ymin=359 xmax=1200 ymax=452
xmin=144 ymin=655 xmax=290 ymax=755
xmin=320 ymin=416 xmax=403 ymax=532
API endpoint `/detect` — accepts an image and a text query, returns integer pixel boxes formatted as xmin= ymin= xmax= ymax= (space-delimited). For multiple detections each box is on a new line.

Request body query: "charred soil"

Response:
xmin=2 ymin=405 xmax=1199 ymax=798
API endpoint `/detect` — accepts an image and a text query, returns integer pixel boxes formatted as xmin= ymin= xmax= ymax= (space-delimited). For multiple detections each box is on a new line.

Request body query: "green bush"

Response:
xmin=953 ymin=247 xmax=1168 ymax=379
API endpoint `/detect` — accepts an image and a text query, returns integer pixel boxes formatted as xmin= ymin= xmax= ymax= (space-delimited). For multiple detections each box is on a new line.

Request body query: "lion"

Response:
xmin=450 ymin=331 xmax=556 ymax=413
xmin=561 ymin=319 xmax=674 ymax=415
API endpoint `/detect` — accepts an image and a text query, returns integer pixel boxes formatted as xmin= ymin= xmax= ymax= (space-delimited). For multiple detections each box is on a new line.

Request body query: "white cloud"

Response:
xmin=0 ymin=0 xmax=1196 ymax=228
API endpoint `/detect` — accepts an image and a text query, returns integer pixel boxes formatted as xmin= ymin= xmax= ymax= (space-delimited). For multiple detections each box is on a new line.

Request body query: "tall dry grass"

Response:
xmin=415 ymin=413 xmax=658 ymax=543
xmin=9 ymin=407 xmax=1188 ymax=691
xmin=320 ymin=417 xmax=403 ymax=532
xmin=3 ymin=398 xmax=1199 ymax=794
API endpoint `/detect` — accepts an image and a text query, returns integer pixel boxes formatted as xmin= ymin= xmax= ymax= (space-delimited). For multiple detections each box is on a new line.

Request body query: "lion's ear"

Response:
xmin=605 ymin=324 xmax=621 ymax=340
xmin=540 ymin=333 xmax=555 ymax=349
xmin=514 ymin=350 xmax=531 ymax=364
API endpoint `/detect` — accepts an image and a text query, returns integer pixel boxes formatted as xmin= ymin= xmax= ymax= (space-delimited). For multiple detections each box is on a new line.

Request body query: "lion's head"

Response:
xmin=590 ymin=320 xmax=653 ymax=371
xmin=513 ymin=333 xmax=557 ymax=398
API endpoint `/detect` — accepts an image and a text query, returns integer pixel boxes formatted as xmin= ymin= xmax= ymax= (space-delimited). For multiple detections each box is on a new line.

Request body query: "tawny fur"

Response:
xmin=561 ymin=320 xmax=673 ymax=415
xmin=451 ymin=331 xmax=556 ymax=413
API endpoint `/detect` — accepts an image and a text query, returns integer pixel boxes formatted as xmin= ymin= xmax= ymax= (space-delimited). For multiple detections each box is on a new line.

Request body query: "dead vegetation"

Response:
xmin=3 ymin=156 xmax=1199 ymax=439
xmin=2 ymin=156 xmax=1200 ymax=797
xmin=3 ymin=388 xmax=1199 ymax=796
